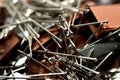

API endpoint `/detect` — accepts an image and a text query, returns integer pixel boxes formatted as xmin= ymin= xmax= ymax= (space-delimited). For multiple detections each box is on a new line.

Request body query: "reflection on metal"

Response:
xmin=0 ymin=0 xmax=120 ymax=79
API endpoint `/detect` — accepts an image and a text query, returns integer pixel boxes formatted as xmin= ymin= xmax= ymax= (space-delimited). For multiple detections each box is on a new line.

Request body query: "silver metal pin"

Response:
xmin=30 ymin=18 xmax=62 ymax=42
xmin=94 ymin=51 xmax=113 ymax=70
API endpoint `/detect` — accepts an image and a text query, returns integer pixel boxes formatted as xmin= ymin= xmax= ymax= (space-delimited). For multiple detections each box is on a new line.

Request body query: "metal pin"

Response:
xmin=73 ymin=19 xmax=108 ymax=28
xmin=94 ymin=51 xmax=113 ymax=70
xmin=0 ymin=20 xmax=30 ymax=29
xmin=16 ymin=20 xmax=34 ymax=56
xmin=13 ymin=66 xmax=26 ymax=73
xmin=71 ymin=0 xmax=82 ymax=26
xmin=35 ymin=19 xmax=60 ymax=23
xmin=0 ymin=8 xmax=17 ymax=39
xmin=0 ymin=72 xmax=67 ymax=79
xmin=56 ymin=24 xmax=67 ymax=31
xmin=29 ymin=0 xmax=60 ymax=7
xmin=85 ymin=22 xmax=104 ymax=43
xmin=87 ymin=48 xmax=94 ymax=57
xmin=75 ymin=63 xmax=99 ymax=74
xmin=51 ymin=37 xmax=62 ymax=48
xmin=28 ymin=36 xmax=33 ymax=57
xmin=36 ymin=50 xmax=97 ymax=61
xmin=89 ymin=26 xmax=120 ymax=46
xmin=17 ymin=50 xmax=53 ymax=73
xmin=43 ymin=55 xmax=64 ymax=74
xmin=67 ymin=14 xmax=73 ymax=37
xmin=59 ymin=15 xmax=68 ymax=29
xmin=69 ymin=38 xmax=76 ymax=48
xmin=0 ymin=66 xmax=12 ymax=69
xmin=26 ymin=23 xmax=40 ymax=38
xmin=25 ymin=25 xmax=47 ymax=51
xmin=30 ymin=18 xmax=62 ymax=42
xmin=0 ymin=32 xmax=4 ymax=39
xmin=0 ymin=76 xmax=30 ymax=79
xmin=28 ymin=72 xmax=67 ymax=77
xmin=4 ymin=3 xmax=14 ymax=17
xmin=33 ymin=36 xmax=47 ymax=51
xmin=20 ymin=37 xmax=27 ymax=45
xmin=25 ymin=0 xmax=79 ymax=13
xmin=16 ymin=19 xmax=45 ymax=51
xmin=59 ymin=15 xmax=73 ymax=35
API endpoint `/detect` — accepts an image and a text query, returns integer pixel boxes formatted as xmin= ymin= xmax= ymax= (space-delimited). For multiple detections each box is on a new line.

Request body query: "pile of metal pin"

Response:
xmin=0 ymin=0 xmax=120 ymax=80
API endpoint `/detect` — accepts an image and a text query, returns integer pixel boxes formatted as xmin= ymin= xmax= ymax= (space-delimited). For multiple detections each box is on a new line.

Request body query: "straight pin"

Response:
xmin=36 ymin=50 xmax=97 ymax=61
xmin=30 ymin=18 xmax=62 ymax=42
xmin=73 ymin=19 xmax=108 ymax=28
xmin=94 ymin=51 xmax=113 ymax=70
xmin=17 ymin=50 xmax=53 ymax=73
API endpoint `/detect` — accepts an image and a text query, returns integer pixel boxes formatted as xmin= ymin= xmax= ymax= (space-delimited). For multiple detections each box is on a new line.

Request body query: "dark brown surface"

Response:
xmin=90 ymin=4 xmax=120 ymax=29
xmin=32 ymin=27 xmax=60 ymax=50
xmin=0 ymin=32 xmax=20 ymax=60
